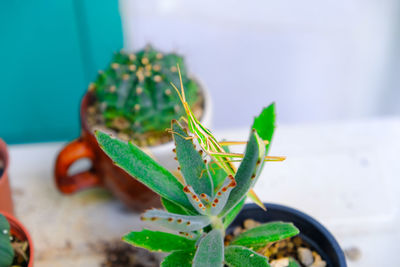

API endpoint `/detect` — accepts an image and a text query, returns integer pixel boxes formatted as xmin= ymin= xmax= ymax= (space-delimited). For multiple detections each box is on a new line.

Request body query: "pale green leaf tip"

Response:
xmin=121 ymin=235 xmax=132 ymax=245
xmin=94 ymin=129 xmax=102 ymax=138
xmin=94 ymin=129 xmax=108 ymax=147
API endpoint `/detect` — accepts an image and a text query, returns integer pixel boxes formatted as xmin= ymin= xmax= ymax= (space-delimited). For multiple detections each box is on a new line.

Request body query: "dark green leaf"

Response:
xmin=161 ymin=250 xmax=195 ymax=267
xmin=224 ymin=245 xmax=270 ymax=267
xmin=172 ymin=121 xmax=213 ymax=196
xmin=252 ymin=103 xmax=275 ymax=153
xmin=193 ymin=229 xmax=224 ymax=267
xmin=209 ymin=176 xmax=236 ymax=215
xmin=223 ymin=198 xmax=246 ymax=229
xmin=161 ymin=197 xmax=193 ymax=215
xmin=231 ymin=222 xmax=299 ymax=250
xmin=123 ymin=229 xmax=196 ymax=252
xmin=208 ymin=144 xmax=230 ymax=190
xmin=220 ymin=131 xmax=266 ymax=217
xmin=207 ymin=160 xmax=227 ymax=191
xmin=0 ymin=214 xmax=15 ymax=267
xmin=95 ymin=131 xmax=195 ymax=213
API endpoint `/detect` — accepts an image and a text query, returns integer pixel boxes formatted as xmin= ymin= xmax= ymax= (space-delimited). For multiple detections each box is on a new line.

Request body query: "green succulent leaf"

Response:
xmin=252 ymin=103 xmax=275 ymax=153
xmin=207 ymin=160 xmax=227 ymax=191
xmin=207 ymin=144 xmax=230 ymax=190
xmin=220 ymin=130 xmax=266 ymax=217
xmin=161 ymin=197 xmax=193 ymax=215
xmin=182 ymin=185 xmax=209 ymax=215
xmin=95 ymin=131 xmax=195 ymax=213
xmin=0 ymin=214 xmax=15 ymax=267
xmin=123 ymin=229 xmax=196 ymax=252
xmin=224 ymin=245 xmax=270 ymax=267
xmin=172 ymin=120 xmax=213 ymax=196
xmin=161 ymin=250 xmax=195 ymax=267
xmin=221 ymin=105 xmax=276 ymax=226
xmin=209 ymin=176 xmax=236 ymax=215
xmin=193 ymin=229 xmax=224 ymax=267
xmin=231 ymin=222 xmax=299 ymax=250
xmin=141 ymin=209 xmax=211 ymax=232
xmin=223 ymin=198 xmax=246 ymax=229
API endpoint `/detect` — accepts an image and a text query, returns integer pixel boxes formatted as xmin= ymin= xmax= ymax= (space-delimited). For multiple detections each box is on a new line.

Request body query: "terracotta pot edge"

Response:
xmin=0 ymin=138 xmax=9 ymax=182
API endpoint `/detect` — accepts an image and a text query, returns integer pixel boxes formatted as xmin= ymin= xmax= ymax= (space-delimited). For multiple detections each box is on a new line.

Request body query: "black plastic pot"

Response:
xmin=228 ymin=203 xmax=347 ymax=267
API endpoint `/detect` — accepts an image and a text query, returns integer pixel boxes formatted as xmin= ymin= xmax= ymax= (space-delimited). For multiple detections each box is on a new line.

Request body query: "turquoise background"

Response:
xmin=0 ymin=0 xmax=123 ymax=144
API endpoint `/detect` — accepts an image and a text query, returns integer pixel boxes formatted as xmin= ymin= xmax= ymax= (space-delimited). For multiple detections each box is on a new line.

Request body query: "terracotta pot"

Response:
xmin=1 ymin=212 xmax=34 ymax=267
xmin=0 ymin=138 xmax=13 ymax=215
xmin=54 ymin=88 xmax=212 ymax=211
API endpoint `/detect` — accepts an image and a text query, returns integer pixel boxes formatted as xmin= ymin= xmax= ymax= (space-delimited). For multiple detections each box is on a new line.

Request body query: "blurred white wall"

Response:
xmin=119 ymin=0 xmax=400 ymax=128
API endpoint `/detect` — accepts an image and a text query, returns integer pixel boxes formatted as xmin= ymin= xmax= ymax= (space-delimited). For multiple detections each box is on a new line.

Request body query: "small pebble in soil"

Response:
xmin=111 ymin=117 xmax=131 ymax=131
xmin=308 ymin=252 xmax=325 ymax=267
xmin=243 ymin=219 xmax=261 ymax=230
xmin=298 ymin=247 xmax=314 ymax=266
xmin=233 ymin=226 xmax=242 ymax=237
xmin=344 ymin=246 xmax=362 ymax=261
xmin=270 ymin=258 xmax=289 ymax=267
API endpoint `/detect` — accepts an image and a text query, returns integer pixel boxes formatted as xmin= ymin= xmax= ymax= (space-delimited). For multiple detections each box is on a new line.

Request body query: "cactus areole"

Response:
xmin=96 ymin=100 xmax=305 ymax=267
xmin=88 ymin=45 xmax=204 ymax=147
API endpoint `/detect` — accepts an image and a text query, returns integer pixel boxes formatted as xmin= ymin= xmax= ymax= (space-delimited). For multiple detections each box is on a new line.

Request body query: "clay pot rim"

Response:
xmin=0 ymin=138 xmax=9 ymax=182
xmin=1 ymin=211 xmax=34 ymax=267
xmin=80 ymin=77 xmax=213 ymax=154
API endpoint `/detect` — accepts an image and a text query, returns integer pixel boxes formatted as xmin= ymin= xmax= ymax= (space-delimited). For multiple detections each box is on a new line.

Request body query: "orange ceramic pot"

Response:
xmin=1 ymin=212 xmax=34 ymax=267
xmin=0 ymin=138 xmax=13 ymax=215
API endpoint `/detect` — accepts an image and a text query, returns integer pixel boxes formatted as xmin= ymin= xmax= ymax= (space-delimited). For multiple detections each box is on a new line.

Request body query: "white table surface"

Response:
xmin=7 ymin=118 xmax=400 ymax=266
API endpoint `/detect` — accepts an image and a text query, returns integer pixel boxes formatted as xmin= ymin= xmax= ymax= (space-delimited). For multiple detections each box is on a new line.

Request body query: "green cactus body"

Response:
xmin=0 ymin=214 xmax=14 ymax=267
xmin=91 ymin=45 xmax=202 ymax=146
xmin=96 ymin=104 xmax=301 ymax=267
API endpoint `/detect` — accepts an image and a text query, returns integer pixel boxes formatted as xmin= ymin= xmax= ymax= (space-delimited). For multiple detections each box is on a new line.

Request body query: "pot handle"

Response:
xmin=54 ymin=138 xmax=102 ymax=194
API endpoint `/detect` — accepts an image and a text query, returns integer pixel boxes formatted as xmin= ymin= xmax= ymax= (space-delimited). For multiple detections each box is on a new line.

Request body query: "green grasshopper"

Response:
xmin=169 ymin=65 xmax=285 ymax=210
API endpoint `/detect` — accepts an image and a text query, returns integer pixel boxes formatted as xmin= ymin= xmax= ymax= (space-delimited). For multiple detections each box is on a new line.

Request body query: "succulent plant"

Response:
xmin=0 ymin=214 xmax=14 ymax=267
xmin=90 ymin=45 xmax=201 ymax=146
xmin=96 ymin=103 xmax=301 ymax=267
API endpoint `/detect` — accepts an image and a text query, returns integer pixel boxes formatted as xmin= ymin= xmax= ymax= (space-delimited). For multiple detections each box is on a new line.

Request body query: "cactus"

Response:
xmin=90 ymin=45 xmax=202 ymax=146
xmin=96 ymin=103 xmax=301 ymax=267
xmin=0 ymin=214 xmax=14 ymax=267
